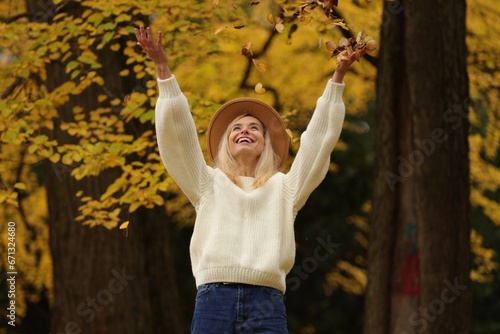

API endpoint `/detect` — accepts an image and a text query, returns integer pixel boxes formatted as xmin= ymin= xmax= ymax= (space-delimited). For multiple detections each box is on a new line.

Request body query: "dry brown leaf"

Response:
xmin=326 ymin=29 xmax=378 ymax=61
xmin=242 ymin=42 xmax=253 ymax=57
xmin=325 ymin=41 xmax=337 ymax=51
xmin=252 ymin=59 xmax=266 ymax=72
xmin=366 ymin=38 xmax=378 ymax=56
xmin=275 ymin=23 xmax=285 ymax=33
xmin=356 ymin=30 xmax=366 ymax=44
xmin=337 ymin=50 xmax=350 ymax=62
xmin=267 ymin=13 xmax=274 ymax=24
xmin=333 ymin=20 xmax=349 ymax=30
xmin=338 ymin=37 xmax=350 ymax=46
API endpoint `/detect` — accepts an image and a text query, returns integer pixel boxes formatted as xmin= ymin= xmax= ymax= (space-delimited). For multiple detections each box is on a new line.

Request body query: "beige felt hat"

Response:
xmin=207 ymin=98 xmax=289 ymax=169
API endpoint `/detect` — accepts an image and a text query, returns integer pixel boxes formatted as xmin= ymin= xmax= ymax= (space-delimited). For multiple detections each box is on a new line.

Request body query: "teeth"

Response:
xmin=238 ymin=138 xmax=252 ymax=143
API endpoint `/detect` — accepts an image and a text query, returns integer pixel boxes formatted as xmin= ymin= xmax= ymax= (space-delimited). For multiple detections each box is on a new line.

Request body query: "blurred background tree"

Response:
xmin=0 ymin=0 xmax=498 ymax=333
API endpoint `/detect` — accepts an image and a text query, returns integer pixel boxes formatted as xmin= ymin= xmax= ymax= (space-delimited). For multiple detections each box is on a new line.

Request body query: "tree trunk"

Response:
xmin=25 ymin=1 xmax=188 ymax=332
xmin=364 ymin=0 xmax=471 ymax=333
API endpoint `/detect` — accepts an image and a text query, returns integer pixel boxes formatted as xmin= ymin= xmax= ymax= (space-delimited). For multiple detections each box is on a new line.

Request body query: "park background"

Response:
xmin=0 ymin=0 xmax=499 ymax=333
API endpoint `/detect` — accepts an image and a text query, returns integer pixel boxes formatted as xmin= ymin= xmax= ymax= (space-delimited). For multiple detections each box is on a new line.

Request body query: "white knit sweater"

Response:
xmin=155 ymin=75 xmax=345 ymax=293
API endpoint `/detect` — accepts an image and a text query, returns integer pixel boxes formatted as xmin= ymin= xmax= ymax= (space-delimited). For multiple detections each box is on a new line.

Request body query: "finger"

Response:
xmin=157 ymin=31 xmax=162 ymax=46
xmin=146 ymin=27 xmax=152 ymax=41
xmin=134 ymin=27 xmax=141 ymax=42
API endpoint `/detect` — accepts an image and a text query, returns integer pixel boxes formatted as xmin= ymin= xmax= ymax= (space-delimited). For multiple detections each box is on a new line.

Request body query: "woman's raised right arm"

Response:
xmin=135 ymin=26 xmax=209 ymax=207
xmin=134 ymin=26 xmax=172 ymax=79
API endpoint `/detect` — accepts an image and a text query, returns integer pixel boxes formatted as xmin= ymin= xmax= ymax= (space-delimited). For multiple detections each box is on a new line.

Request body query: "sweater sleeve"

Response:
xmin=155 ymin=75 xmax=209 ymax=207
xmin=285 ymin=79 xmax=346 ymax=212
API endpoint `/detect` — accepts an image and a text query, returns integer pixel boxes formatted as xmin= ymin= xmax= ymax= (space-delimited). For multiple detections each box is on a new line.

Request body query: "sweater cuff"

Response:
xmin=157 ymin=75 xmax=183 ymax=98
xmin=322 ymin=79 xmax=345 ymax=102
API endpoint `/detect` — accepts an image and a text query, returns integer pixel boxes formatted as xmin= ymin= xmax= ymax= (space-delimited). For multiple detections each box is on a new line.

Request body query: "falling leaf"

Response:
xmin=242 ymin=42 xmax=253 ymax=57
xmin=299 ymin=0 xmax=339 ymax=19
xmin=333 ymin=20 xmax=349 ymax=30
xmin=252 ymin=59 xmax=266 ymax=72
xmin=254 ymin=83 xmax=266 ymax=94
xmin=275 ymin=23 xmax=285 ymax=33
xmin=326 ymin=41 xmax=337 ymax=51
xmin=267 ymin=13 xmax=274 ymax=24
xmin=119 ymin=221 xmax=129 ymax=237
xmin=234 ymin=25 xmax=246 ymax=29
xmin=213 ymin=0 xmax=220 ymax=8
xmin=214 ymin=26 xmax=227 ymax=35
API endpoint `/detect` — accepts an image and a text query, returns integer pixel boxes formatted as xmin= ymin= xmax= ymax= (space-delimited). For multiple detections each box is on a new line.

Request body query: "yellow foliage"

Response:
xmin=470 ymin=229 xmax=499 ymax=282
xmin=324 ymin=260 xmax=367 ymax=296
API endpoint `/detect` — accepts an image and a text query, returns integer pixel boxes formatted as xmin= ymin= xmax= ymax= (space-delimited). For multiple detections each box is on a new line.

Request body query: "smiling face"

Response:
xmin=228 ymin=115 xmax=265 ymax=162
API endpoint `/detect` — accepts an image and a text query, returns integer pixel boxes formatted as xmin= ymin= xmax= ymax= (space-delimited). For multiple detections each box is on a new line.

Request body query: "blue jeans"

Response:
xmin=191 ymin=283 xmax=288 ymax=334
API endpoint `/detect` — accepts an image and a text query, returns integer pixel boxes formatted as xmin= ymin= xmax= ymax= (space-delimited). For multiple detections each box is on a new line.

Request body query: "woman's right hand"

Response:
xmin=134 ymin=26 xmax=172 ymax=79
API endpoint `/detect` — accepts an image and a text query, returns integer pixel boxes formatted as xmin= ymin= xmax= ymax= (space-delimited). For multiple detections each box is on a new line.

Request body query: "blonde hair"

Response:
xmin=215 ymin=114 xmax=280 ymax=189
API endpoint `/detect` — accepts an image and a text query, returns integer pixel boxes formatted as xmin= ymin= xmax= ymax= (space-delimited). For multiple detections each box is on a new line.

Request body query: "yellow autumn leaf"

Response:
xmin=49 ymin=153 xmax=61 ymax=163
xmin=14 ymin=182 xmax=26 ymax=190
xmin=119 ymin=69 xmax=130 ymax=76
xmin=129 ymin=201 xmax=141 ymax=213
xmin=119 ymin=221 xmax=129 ymax=229
xmin=110 ymin=43 xmax=120 ymax=52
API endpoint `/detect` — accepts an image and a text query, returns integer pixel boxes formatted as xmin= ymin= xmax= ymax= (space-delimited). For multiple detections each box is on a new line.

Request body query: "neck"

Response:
xmin=235 ymin=157 xmax=258 ymax=177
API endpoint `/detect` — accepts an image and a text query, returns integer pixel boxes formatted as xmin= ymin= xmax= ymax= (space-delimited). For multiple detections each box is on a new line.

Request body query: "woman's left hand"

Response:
xmin=332 ymin=46 xmax=367 ymax=83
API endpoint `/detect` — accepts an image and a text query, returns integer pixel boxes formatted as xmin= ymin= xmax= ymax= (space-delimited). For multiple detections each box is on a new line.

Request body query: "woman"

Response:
xmin=135 ymin=25 xmax=366 ymax=333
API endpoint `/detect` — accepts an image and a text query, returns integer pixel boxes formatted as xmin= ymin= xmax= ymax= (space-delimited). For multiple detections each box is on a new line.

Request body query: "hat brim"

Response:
xmin=207 ymin=98 xmax=289 ymax=170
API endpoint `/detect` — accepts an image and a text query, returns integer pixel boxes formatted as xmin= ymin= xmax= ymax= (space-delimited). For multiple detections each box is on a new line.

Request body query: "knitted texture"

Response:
xmin=155 ymin=76 xmax=345 ymax=293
